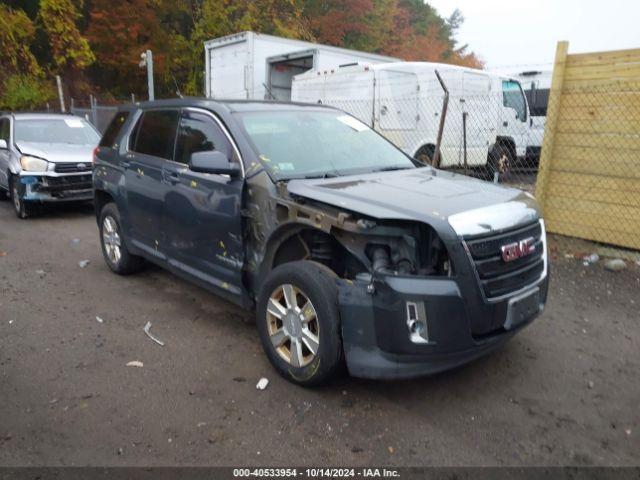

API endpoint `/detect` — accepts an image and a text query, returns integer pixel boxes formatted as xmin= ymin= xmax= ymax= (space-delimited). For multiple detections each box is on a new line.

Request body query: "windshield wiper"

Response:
xmin=300 ymin=172 xmax=340 ymax=180
xmin=370 ymin=165 xmax=414 ymax=173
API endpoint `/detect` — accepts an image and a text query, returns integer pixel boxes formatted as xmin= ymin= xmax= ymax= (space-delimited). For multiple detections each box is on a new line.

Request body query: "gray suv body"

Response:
xmin=93 ymin=98 xmax=549 ymax=385
xmin=0 ymin=113 xmax=100 ymax=217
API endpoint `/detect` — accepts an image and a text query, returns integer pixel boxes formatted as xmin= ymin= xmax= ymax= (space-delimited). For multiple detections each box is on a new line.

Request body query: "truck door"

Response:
xmin=377 ymin=70 xmax=419 ymax=132
xmin=501 ymin=80 xmax=530 ymax=159
xmin=162 ymin=108 xmax=245 ymax=300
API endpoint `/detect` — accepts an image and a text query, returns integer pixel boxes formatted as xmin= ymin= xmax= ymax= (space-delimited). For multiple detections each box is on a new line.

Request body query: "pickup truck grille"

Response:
xmin=465 ymin=221 xmax=545 ymax=300
xmin=54 ymin=162 xmax=93 ymax=173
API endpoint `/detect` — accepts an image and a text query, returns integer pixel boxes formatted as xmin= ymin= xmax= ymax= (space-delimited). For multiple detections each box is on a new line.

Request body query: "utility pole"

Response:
xmin=139 ymin=50 xmax=155 ymax=101
xmin=56 ymin=75 xmax=66 ymax=112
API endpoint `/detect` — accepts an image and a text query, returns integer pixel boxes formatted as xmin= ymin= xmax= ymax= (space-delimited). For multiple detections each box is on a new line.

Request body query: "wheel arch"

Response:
xmin=493 ymin=136 xmax=517 ymax=159
xmin=94 ymin=189 xmax=115 ymax=223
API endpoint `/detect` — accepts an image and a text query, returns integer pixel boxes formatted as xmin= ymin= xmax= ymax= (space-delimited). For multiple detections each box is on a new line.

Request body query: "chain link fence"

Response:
xmin=534 ymin=80 xmax=640 ymax=252
xmin=69 ymin=96 xmax=134 ymax=133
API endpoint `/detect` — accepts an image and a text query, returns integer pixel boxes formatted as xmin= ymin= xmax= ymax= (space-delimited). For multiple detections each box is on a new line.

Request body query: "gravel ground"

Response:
xmin=0 ymin=200 xmax=638 ymax=467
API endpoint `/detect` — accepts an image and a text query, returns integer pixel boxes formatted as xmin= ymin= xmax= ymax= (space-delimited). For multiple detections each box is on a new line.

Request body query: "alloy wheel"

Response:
xmin=102 ymin=215 xmax=122 ymax=265
xmin=266 ymin=284 xmax=320 ymax=368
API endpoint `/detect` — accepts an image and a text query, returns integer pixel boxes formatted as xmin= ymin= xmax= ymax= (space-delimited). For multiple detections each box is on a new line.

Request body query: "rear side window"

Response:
xmin=132 ymin=110 xmax=180 ymax=160
xmin=99 ymin=111 xmax=129 ymax=147
xmin=174 ymin=111 xmax=232 ymax=165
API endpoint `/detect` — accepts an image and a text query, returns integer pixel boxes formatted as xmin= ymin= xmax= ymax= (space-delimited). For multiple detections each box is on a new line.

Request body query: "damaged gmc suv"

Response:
xmin=93 ymin=99 xmax=548 ymax=385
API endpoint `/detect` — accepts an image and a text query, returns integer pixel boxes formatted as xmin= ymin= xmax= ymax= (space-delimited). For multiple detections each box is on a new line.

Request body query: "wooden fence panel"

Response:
xmin=535 ymin=43 xmax=640 ymax=250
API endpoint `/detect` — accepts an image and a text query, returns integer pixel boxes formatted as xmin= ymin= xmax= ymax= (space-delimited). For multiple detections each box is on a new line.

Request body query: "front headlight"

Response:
xmin=20 ymin=155 xmax=49 ymax=172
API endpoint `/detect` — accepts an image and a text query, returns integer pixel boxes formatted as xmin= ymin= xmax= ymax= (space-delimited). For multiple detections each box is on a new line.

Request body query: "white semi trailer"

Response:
xmin=292 ymin=62 xmax=533 ymax=176
xmin=204 ymin=31 xmax=398 ymax=101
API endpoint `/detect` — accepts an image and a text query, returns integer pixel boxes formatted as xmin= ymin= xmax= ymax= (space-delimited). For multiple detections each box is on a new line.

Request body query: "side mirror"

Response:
xmin=189 ymin=150 xmax=241 ymax=177
xmin=0 ymin=139 xmax=7 ymax=150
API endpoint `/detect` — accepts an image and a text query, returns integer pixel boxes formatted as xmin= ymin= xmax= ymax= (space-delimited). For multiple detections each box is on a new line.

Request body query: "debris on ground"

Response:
xmin=95 ymin=316 xmax=104 ymax=324
xmin=583 ymin=253 xmax=599 ymax=264
xmin=564 ymin=253 xmax=574 ymax=259
xmin=232 ymin=377 xmax=246 ymax=383
xmin=388 ymin=446 xmax=395 ymax=454
xmin=143 ymin=321 xmax=165 ymax=346
xmin=35 ymin=269 xmax=45 ymax=278
xmin=0 ymin=251 xmax=6 ymax=257
xmin=587 ymin=381 xmax=594 ymax=389
xmin=625 ymin=429 xmax=632 ymax=436
xmin=197 ymin=422 xmax=207 ymax=428
xmin=126 ymin=361 xmax=144 ymax=368
xmin=604 ymin=258 xmax=626 ymax=272
xmin=8 ymin=320 xmax=14 ymax=325
xmin=70 ymin=238 xmax=81 ymax=246
xmin=78 ymin=260 xmax=90 ymax=268
xmin=256 ymin=378 xmax=269 ymax=390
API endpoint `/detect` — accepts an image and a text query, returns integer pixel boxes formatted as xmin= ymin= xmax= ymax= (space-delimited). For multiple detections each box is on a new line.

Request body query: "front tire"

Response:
xmin=256 ymin=261 xmax=343 ymax=386
xmin=99 ymin=202 xmax=144 ymax=275
xmin=487 ymin=144 xmax=512 ymax=182
xmin=9 ymin=175 xmax=34 ymax=219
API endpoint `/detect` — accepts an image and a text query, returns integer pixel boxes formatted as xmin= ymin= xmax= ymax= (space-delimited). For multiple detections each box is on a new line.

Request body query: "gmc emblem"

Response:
xmin=501 ymin=237 xmax=535 ymax=262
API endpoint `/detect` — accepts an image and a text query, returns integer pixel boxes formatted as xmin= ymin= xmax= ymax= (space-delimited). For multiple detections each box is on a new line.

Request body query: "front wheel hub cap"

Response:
xmin=266 ymin=284 xmax=320 ymax=368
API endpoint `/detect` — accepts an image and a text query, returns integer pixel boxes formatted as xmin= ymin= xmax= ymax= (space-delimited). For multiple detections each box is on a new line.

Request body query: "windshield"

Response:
xmin=15 ymin=118 xmax=100 ymax=145
xmin=235 ymin=110 xmax=416 ymax=179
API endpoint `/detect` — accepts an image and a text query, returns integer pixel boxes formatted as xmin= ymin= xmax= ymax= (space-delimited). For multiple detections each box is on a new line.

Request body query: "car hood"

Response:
xmin=16 ymin=141 xmax=95 ymax=164
xmin=286 ymin=167 xmax=540 ymax=239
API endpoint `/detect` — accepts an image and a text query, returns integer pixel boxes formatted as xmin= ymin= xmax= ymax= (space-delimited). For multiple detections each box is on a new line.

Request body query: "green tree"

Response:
xmin=0 ymin=74 xmax=55 ymax=110
xmin=38 ymin=0 xmax=95 ymax=72
xmin=0 ymin=4 xmax=41 ymax=82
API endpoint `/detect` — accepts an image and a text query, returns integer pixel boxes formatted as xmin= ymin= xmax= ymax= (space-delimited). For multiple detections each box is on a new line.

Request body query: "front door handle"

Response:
xmin=164 ymin=171 xmax=180 ymax=185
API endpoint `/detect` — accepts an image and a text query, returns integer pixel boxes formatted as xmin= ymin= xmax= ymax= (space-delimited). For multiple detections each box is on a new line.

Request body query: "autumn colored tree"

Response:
xmin=0 ymin=4 xmax=54 ymax=110
xmin=0 ymin=0 xmax=483 ymax=103
xmin=84 ymin=0 xmax=174 ymax=98
xmin=0 ymin=4 xmax=41 ymax=80
xmin=38 ymin=0 xmax=95 ymax=72
xmin=302 ymin=0 xmax=482 ymax=68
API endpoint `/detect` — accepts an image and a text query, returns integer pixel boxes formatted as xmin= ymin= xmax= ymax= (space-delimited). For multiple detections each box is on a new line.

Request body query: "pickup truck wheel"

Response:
xmin=415 ymin=144 xmax=437 ymax=165
xmin=487 ymin=145 xmax=512 ymax=181
xmin=99 ymin=202 xmax=144 ymax=275
xmin=257 ymin=261 xmax=343 ymax=386
xmin=9 ymin=175 xmax=34 ymax=219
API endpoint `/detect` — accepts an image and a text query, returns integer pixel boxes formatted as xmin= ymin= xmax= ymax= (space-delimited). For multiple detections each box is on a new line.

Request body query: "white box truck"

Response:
xmin=292 ymin=62 xmax=533 ymax=176
xmin=204 ymin=31 xmax=398 ymax=101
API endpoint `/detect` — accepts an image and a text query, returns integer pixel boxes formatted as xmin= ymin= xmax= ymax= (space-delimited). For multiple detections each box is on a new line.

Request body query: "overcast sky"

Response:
xmin=428 ymin=0 xmax=639 ymax=73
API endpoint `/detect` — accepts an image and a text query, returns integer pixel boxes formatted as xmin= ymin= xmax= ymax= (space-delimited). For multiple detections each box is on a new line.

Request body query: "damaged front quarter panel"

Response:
xmin=243 ymin=169 xmax=453 ymax=309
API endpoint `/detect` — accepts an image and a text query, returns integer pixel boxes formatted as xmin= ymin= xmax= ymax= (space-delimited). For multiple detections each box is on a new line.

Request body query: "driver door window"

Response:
xmin=502 ymin=80 xmax=527 ymax=122
xmin=175 ymin=111 xmax=234 ymax=166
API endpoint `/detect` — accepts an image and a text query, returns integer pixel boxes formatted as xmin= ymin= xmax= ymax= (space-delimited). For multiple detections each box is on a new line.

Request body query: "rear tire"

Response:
xmin=9 ymin=175 xmax=35 ymax=219
xmin=99 ymin=202 xmax=144 ymax=275
xmin=256 ymin=261 xmax=343 ymax=386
